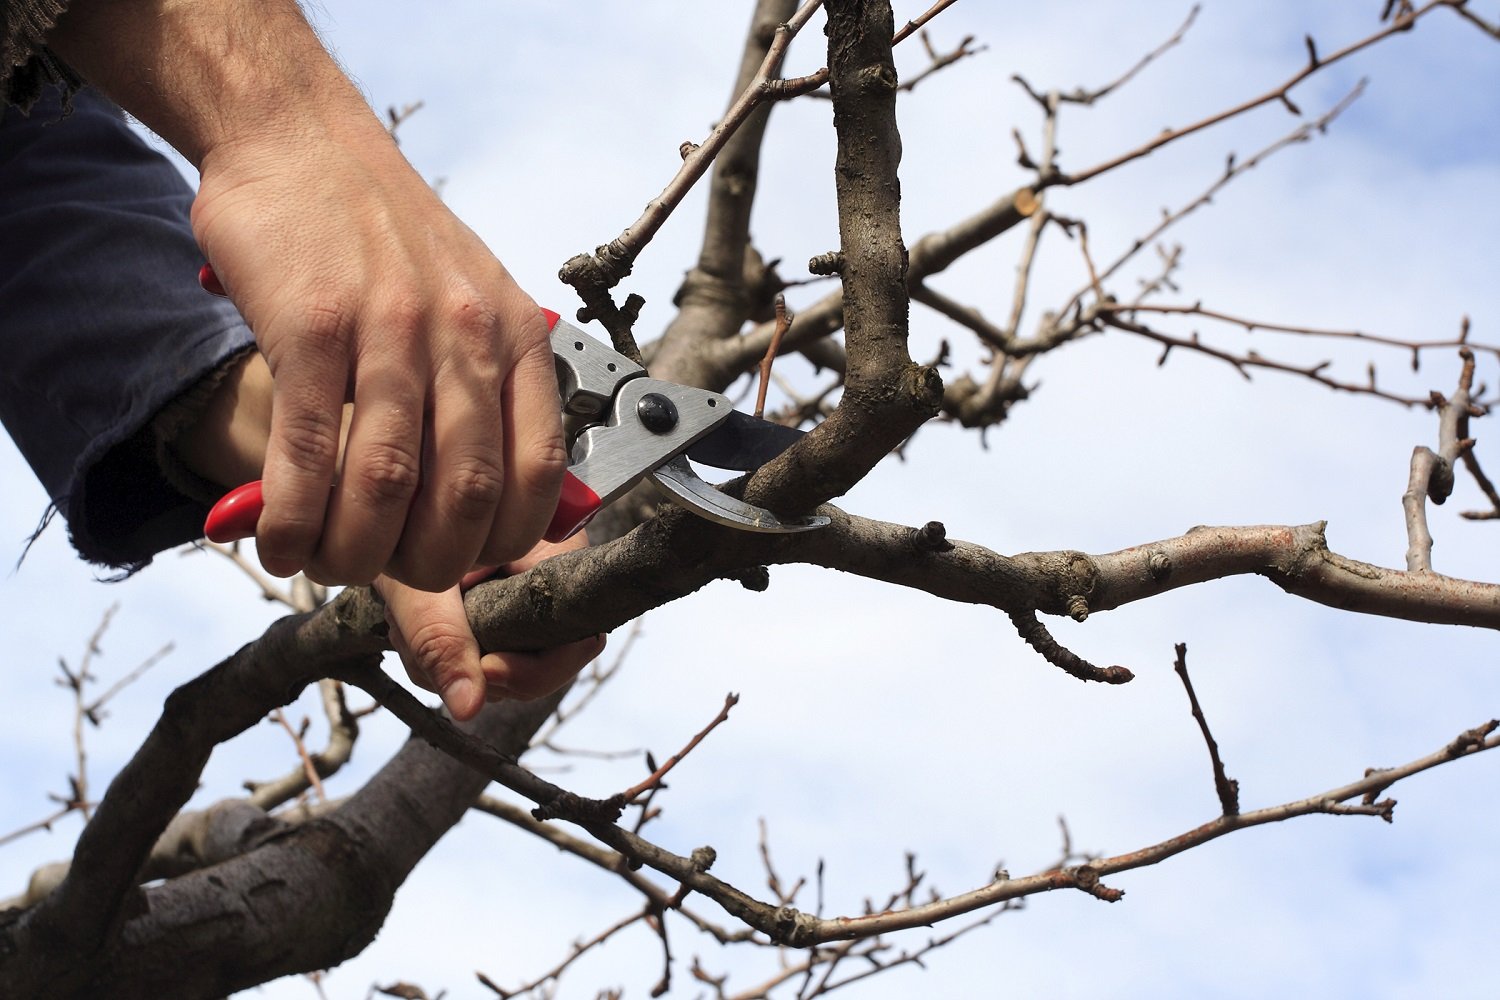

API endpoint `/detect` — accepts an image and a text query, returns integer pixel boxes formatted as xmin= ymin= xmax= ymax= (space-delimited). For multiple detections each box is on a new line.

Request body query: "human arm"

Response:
xmin=45 ymin=0 xmax=566 ymax=591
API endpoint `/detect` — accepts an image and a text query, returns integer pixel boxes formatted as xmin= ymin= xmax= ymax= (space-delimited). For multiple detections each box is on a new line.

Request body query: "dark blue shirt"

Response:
xmin=0 ymin=87 xmax=254 ymax=567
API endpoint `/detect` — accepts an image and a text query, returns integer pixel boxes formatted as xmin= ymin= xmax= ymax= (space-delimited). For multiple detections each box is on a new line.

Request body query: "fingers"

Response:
xmin=258 ymin=286 xmax=560 ymax=591
xmin=192 ymin=129 xmax=565 ymax=591
xmin=383 ymin=291 xmax=511 ymax=591
xmin=481 ymin=330 xmax=568 ymax=567
xmin=310 ymin=349 xmax=426 ymax=585
xmin=380 ymin=568 xmax=605 ymax=721
xmin=381 ymin=577 xmax=487 ymax=721
xmin=478 ymin=635 xmax=607 ymax=702
xmin=255 ymin=313 xmax=349 ymax=578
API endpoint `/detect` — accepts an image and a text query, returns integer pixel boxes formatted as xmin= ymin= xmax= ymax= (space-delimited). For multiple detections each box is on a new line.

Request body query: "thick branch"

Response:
xmin=797 ymin=515 xmax=1500 ymax=630
xmin=0 ymin=691 xmax=560 ymax=999
xmin=736 ymin=0 xmax=942 ymax=516
xmin=3 ymin=602 xmax=382 ymax=984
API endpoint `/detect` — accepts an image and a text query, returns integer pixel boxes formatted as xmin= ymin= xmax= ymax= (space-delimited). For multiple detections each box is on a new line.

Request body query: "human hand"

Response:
xmin=376 ymin=533 xmax=606 ymax=721
xmin=191 ymin=118 xmax=566 ymax=593
xmin=49 ymin=0 xmax=566 ymax=593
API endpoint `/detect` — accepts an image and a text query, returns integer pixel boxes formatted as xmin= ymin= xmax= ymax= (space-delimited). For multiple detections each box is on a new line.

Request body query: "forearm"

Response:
xmin=47 ymin=0 xmax=382 ymax=166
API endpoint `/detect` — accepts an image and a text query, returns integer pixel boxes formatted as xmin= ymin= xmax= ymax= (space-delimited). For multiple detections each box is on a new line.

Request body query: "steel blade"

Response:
xmin=684 ymin=409 xmax=806 ymax=472
xmin=652 ymin=456 xmax=829 ymax=533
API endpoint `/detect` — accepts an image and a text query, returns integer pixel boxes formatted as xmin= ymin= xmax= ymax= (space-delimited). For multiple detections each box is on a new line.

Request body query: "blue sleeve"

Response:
xmin=0 ymin=85 xmax=255 ymax=569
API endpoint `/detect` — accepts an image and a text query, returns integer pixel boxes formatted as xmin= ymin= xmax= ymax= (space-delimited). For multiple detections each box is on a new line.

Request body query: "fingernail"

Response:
xmin=441 ymin=676 xmax=479 ymax=717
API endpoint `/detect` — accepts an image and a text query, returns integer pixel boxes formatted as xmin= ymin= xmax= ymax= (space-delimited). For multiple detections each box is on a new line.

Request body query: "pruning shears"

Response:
xmin=202 ymin=301 xmax=829 ymax=545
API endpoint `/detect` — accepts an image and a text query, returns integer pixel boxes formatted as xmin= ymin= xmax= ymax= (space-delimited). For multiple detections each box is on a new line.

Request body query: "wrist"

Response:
xmin=169 ymin=352 xmax=273 ymax=490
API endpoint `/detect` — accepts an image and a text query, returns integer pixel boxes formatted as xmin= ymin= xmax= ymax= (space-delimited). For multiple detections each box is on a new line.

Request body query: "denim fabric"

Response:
xmin=0 ymin=86 xmax=254 ymax=568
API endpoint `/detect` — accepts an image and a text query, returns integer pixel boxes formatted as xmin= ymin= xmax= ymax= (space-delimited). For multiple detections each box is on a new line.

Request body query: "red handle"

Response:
xmin=204 ymin=471 xmax=601 ymax=546
xmin=203 ymin=480 xmax=265 ymax=543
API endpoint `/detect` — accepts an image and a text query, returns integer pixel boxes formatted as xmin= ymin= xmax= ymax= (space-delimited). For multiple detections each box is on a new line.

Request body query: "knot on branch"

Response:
xmin=1070 ymin=864 xmax=1124 ymax=902
xmin=808 ymin=250 xmax=845 ymax=276
xmin=723 ymin=565 xmax=771 ymax=591
xmin=1148 ymin=550 xmax=1172 ymax=581
xmin=770 ymin=904 xmax=819 ymax=948
xmin=532 ymin=791 xmax=624 ymax=826
xmin=332 ymin=586 xmax=385 ymax=635
xmin=689 ymin=846 xmax=717 ymax=872
xmin=907 ymin=362 xmax=946 ymax=415
xmin=1008 ymin=609 xmax=1133 ymax=685
xmin=559 ymin=250 xmax=645 ymax=365
xmin=1445 ymin=719 xmax=1500 ymax=759
xmin=559 ymin=241 xmax=634 ymax=295
xmin=909 ymin=521 xmax=953 ymax=553
xmin=856 ymin=63 xmax=899 ymax=94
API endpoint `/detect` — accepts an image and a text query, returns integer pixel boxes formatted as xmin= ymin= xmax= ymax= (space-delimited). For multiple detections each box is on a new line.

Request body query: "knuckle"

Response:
xmin=297 ymin=300 xmax=356 ymax=341
xmin=515 ymin=433 xmax=569 ymax=503
xmin=448 ymin=289 xmax=503 ymax=342
xmin=376 ymin=292 xmax=426 ymax=343
xmin=443 ymin=455 xmax=506 ymax=522
xmin=263 ymin=300 xmax=355 ymax=366
xmin=435 ymin=287 xmax=505 ymax=366
xmin=276 ymin=410 xmax=342 ymax=472
xmin=352 ymin=442 xmax=422 ymax=506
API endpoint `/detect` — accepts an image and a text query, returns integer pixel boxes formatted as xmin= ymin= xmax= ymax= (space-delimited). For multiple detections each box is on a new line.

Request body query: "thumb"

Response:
xmin=377 ymin=576 xmax=486 ymax=721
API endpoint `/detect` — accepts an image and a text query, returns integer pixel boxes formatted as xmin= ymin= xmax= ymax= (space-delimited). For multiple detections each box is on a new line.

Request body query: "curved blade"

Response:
xmin=685 ymin=410 xmax=807 ymax=472
xmin=651 ymin=456 xmax=829 ymax=533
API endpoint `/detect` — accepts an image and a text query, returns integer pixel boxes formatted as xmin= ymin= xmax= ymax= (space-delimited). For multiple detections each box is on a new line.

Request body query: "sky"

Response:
xmin=1 ymin=2 xmax=1498 ymax=998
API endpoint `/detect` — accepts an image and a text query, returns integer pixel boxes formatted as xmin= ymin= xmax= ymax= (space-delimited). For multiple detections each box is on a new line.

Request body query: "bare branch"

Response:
xmin=1172 ymin=644 xmax=1239 ymax=816
xmin=619 ymin=693 xmax=740 ymax=805
xmin=754 ymin=295 xmax=793 ymax=418
xmin=1061 ymin=3 xmax=1200 ymax=105
xmin=1105 ymin=302 xmax=1500 ymax=364
xmin=1451 ymin=2 xmax=1500 ymax=38
xmin=1053 ymin=1 xmax=1448 ymax=188
xmin=1065 ymin=80 xmax=1367 ymax=322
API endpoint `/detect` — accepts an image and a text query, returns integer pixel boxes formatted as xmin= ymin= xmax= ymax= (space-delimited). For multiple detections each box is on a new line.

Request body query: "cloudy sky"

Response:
xmin=1 ymin=2 xmax=1497 ymax=997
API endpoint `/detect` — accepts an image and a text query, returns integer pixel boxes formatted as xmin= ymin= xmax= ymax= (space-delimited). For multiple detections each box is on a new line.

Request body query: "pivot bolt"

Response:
xmin=637 ymin=393 xmax=679 ymax=434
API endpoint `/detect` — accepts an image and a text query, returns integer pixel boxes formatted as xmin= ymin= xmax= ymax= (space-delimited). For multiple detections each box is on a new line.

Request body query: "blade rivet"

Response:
xmin=637 ymin=393 xmax=679 ymax=434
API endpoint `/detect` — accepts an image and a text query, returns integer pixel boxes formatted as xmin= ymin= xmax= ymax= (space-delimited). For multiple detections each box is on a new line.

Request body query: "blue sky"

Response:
xmin=1 ymin=2 xmax=1496 ymax=997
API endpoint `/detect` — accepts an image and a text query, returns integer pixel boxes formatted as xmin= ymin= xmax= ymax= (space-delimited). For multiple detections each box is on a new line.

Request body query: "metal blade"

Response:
xmin=651 ymin=456 xmax=830 ymax=533
xmin=685 ymin=409 xmax=807 ymax=472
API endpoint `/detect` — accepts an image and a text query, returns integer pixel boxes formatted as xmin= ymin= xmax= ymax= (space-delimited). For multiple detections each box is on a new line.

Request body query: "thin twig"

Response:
xmin=1172 ymin=643 xmax=1239 ymax=816
xmin=269 ymin=709 xmax=328 ymax=804
xmin=755 ymin=295 xmax=793 ymax=419
xmin=1053 ymin=1 xmax=1446 ymax=188
xmin=1067 ymin=4 xmax=1200 ymax=104
xmin=619 ymin=694 xmax=741 ymax=804
xmin=82 ymin=642 xmax=173 ymax=722
xmin=1103 ymin=303 xmax=1500 ymax=364
xmin=1059 ymin=80 xmax=1366 ymax=323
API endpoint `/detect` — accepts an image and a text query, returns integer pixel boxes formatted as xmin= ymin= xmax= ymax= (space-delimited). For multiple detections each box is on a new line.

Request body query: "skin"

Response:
xmin=49 ymin=0 xmax=566 ymax=591
xmin=45 ymin=0 xmax=601 ymax=716
xmin=174 ymin=352 xmax=604 ymax=720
